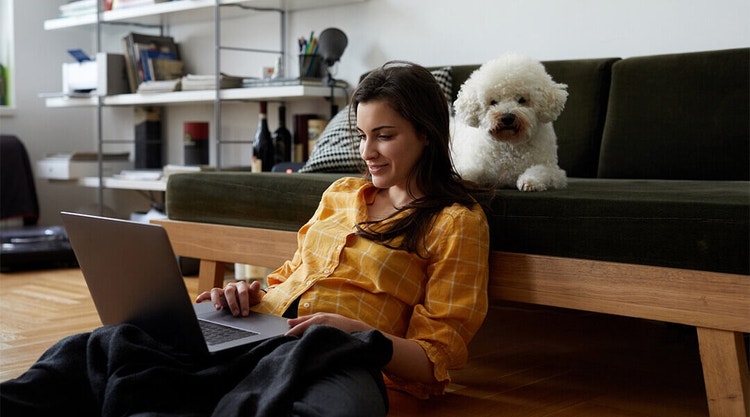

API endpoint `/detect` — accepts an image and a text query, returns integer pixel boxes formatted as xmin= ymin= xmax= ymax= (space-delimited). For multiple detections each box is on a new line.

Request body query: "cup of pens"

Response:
xmin=299 ymin=32 xmax=322 ymax=79
xmin=298 ymin=54 xmax=323 ymax=79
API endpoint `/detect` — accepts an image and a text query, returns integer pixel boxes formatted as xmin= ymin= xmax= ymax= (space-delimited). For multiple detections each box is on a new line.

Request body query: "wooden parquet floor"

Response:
xmin=0 ymin=267 xmax=709 ymax=416
xmin=0 ymin=267 xmax=199 ymax=381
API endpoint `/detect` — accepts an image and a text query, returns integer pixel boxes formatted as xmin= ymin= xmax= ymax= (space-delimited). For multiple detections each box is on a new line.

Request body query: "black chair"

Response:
xmin=1 ymin=134 xmax=39 ymax=225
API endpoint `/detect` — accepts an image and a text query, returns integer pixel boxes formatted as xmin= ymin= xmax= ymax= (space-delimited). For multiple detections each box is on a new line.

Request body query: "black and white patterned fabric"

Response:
xmin=299 ymin=104 xmax=360 ymax=173
xmin=300 ymin=67 xmax=453 ymax=173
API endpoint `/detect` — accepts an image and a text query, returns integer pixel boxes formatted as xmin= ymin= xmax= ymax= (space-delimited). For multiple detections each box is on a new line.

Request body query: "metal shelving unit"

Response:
xmin=42 ymin=0 xmax=359 ymax=207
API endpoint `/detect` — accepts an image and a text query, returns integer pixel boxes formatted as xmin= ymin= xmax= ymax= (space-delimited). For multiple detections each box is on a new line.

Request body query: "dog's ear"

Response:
xmin=538 ymin=82 xmax=568 ymax=123
xmin=454 ymin=87 xmax=482 ymax=127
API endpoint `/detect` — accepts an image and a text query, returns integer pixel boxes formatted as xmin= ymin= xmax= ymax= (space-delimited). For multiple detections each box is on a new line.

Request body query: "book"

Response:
xmin=242 ymin=77 xmax=348 ymax=88
xmin=136 ymin=79 xmax=180 ymax=94
xmin=293 ymin=114 xmax=320 ymax=162
xmin=112 ymin=0 xmax=170 ymax=10
xmin=122 ymin=32 xmax=180 ymax=93
xmin=138 ymin=49 xmax=177 ymax=81
xmin=151 ymin=58 xmax=184 ymax=81
xmin=59 ymin=0 xmax=97 ymax=17
xmin=44 ymin=151 xmax=130 ymax=161
xmin=181 ymin=74 xmax=244 ymax=91
xmin=307 ymin=118 xmax=328 ymax=155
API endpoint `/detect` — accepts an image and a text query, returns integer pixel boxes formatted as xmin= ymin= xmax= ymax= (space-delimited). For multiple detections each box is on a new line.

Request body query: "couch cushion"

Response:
xmin=489 ymin=178 xmax=749 ymax=275
xmin=297 ymin=105 xmax=361 ymax=173
xmin=542 ymin=58 xmax=619 ymax=178
xmin=166 ymin=173 xmax=748 ymax=275
xmin=598 ymin=48 xmax=750 ymax=180
xmin=166 ymin=172 xmax=351 ymax=231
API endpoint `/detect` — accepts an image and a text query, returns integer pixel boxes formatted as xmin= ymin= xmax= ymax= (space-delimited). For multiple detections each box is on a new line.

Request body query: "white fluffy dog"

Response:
xmin=451 ymin=53 xmax=569 ymax=191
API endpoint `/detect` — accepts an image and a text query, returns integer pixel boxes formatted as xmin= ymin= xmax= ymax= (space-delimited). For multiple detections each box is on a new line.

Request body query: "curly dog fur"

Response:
xmin=451 ymin=53 xmax=568 ymax=191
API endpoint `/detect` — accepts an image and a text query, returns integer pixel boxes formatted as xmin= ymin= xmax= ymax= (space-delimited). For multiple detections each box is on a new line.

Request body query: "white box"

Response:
xmin=36 ymin=154 xmax=132 ymax=180
xmin=62 ymin=53 xmax=128 ymax=96
xmin=62 ymin=60 xmax=97 ymax=93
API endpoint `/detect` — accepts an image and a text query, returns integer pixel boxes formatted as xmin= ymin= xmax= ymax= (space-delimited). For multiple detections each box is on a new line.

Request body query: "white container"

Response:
xmin=36 ymin=154 xmax=131 ymax=180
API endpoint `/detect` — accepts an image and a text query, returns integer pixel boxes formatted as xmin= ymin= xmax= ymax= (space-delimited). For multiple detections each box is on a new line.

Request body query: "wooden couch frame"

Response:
xmin=153 ymin=219 xmax=749 ymax=417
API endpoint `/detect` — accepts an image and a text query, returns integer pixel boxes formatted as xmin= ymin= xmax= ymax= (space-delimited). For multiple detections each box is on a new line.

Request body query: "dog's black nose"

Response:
xmin=501 ymin=113 xmax=516 ymax=125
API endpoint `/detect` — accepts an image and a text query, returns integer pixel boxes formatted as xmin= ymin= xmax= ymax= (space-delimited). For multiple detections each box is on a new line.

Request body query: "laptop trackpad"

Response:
xmin=193 ymin=302 xmax=290 ymax=352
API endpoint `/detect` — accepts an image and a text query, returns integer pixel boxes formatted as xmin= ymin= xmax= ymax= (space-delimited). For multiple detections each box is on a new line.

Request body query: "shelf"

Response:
xmin=79 ymin=176 xmax=167 ymax=191
xmin=45 ymin=0 xmax=365 ymax=30
xmin=44 ymin=0 xmax=355 ymax=199
xmin=0 ymin=106 xmax=15 ymax=117
xmin=45 ymin=85 xmax=346 ymax=107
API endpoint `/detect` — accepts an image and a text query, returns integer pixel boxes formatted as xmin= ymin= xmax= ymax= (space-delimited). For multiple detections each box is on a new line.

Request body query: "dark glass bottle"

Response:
xmin=253 ymin=101 xmax=274 ymax=171
xmin=273 ymin=104 xmax=292 ymax=165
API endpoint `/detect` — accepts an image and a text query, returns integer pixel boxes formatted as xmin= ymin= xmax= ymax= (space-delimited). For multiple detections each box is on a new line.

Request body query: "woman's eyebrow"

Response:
xmin=357 ymin=125 xmax=397 ymax=133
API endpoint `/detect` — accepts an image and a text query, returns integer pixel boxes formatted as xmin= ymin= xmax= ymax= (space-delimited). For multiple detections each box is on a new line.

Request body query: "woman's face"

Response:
xmin=357 ymin=100 xmax=428 ymax=193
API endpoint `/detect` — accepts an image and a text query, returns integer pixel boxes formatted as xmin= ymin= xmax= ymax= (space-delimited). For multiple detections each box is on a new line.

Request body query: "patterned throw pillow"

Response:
xmin=299 ymin=67 xmax=453 ymax=173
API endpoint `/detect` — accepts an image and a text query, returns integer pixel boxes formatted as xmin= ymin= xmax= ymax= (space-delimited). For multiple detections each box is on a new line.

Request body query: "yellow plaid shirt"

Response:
xmin=253 ymin=177 xmax=490 ymax=397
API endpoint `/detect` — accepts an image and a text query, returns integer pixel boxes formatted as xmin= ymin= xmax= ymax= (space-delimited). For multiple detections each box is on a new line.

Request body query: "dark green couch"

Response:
xmin=162 ymin=48 xmax=749 ymax=416
xmin=168 ymin=48 xmax=748 ymax=275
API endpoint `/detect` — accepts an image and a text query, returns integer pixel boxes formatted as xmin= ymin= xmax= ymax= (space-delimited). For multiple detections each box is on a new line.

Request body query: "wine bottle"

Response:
xmin=273 ymin=104 xmax=292 ymax=165
xmin=253 ymin=101 xmax=274 ymax=172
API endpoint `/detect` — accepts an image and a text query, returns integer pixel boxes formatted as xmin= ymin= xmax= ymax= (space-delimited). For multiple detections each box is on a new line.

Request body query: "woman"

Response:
xmin=199 ymin=61 xmax=490 ymax=401
xmin=1 ymin=61 xmax=489 ymax=417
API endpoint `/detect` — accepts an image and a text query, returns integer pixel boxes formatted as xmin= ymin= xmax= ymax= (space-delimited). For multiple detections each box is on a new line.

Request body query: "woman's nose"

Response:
xmin=360 ymin=138 xmax=377 ymax=159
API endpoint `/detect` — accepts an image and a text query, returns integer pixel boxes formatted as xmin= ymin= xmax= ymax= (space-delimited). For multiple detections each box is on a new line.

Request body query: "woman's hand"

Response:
xmin=286 ymin=313 xmax=372 ymax=337
xmin=195 ymin=280 xmax=265 ymax=317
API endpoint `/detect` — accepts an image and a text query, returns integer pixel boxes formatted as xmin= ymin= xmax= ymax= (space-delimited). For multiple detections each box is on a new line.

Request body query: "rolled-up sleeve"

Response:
xmin=390 ymin=203 xmax=490 ymax=397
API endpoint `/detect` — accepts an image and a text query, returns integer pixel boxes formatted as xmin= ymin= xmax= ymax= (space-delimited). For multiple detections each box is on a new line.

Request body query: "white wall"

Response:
xmin=2 ymin=1 xmax=110 ymax=227
xmin=2 ymin=0 xmax=748 ymax=225
xmin=291 ymin=0 xmax=750 ymax=86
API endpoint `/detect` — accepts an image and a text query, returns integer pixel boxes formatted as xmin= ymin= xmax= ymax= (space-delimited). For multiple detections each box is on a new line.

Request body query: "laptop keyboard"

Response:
xmin=198 ymin=319 xmax=258 ymax=346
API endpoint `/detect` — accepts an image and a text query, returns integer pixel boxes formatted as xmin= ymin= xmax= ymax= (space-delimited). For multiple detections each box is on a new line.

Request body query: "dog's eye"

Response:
xmin=518 ymin=97 xmax=527 ymax=105
xmin=489 ymin=100 xmax=498 ymax=106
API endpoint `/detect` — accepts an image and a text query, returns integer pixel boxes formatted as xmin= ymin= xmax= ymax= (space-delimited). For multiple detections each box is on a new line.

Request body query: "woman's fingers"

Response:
xmin=195 ymin=281 xmax=264 ymax=317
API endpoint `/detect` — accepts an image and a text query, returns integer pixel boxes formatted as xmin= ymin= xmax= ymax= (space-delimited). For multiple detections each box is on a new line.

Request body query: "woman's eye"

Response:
xmin=518 ymin=97 xmax=527 ymax=104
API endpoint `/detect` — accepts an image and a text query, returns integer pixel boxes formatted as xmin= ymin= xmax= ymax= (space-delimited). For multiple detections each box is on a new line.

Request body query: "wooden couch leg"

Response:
xmin=696 ymin=327 xmax=749 ymax=417
xmin=198 ymin=260 xmax=225 ymax=294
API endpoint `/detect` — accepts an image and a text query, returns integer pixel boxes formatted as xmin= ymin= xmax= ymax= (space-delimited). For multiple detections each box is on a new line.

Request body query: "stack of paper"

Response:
xmin=181 ymin=74 xmax=244 ymax=91
xmin=112 ymin=0 xmax=170 ymax=10
xmin=137 ymin=79 xmax=181 ymax=94
xmin=59 ymin=0 xmax=97 ymax=17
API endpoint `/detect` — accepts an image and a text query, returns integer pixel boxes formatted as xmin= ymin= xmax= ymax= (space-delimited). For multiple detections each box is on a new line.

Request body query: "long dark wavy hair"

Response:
xmin=350 ymin=61 xmax=485 ymax=256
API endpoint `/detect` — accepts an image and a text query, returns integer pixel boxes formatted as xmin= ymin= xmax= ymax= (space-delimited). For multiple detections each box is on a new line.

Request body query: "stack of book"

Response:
xmin=137 ymin=79 xmax=181 ymax=94
xmin=122 ymin=32 xmax=183 ymax=93
xmin=181 ymin=74 xmax=244 ymax=91
xmin=58 ymin=0 xmax=170 ymax=17
xmin=111 ymin=0 xmax=171 ymax=10
xmin=58 ymin=0 xmax=97 ymax=17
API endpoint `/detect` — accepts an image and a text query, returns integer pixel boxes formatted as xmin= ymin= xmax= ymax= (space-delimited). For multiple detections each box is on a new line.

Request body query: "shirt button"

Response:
xmin=306 ymin=280 xmax=312 ymax=285
xmin=323 ymin=269 xmax=330 ymax=274
xmin=303 ymin=302 xmax=310 ymax=308
xmin=336 ymin=245 xmax=342 ymax=250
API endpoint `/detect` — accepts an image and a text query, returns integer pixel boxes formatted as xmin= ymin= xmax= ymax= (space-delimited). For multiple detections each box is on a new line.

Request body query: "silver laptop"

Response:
xmin=60 ymin=211 xmax=290 ymax=355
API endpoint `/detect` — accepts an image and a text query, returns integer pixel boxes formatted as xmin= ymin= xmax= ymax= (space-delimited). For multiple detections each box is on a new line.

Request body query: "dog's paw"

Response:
xmin=517 ymin=165 xmax=567 ymax=192
xmin=517 ymin=177 xmax=548 ymax=192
